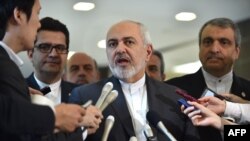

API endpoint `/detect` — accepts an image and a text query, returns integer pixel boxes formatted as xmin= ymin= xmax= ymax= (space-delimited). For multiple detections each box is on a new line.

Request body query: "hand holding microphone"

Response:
xmin=101 ymin=115 xmax=115 ymax=141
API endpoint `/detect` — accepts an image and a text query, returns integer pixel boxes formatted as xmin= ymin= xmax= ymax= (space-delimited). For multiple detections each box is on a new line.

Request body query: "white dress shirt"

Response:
xmin=202 ymin=68 xmax=233 ymax=95
xmin=224 ymin=102 xmax=250 ymax=124
xmin=0 ymin=41 xmax=23 ymax=67
xmin=34 ymin=75 xmax=62 ymax=106
xmin=120 ymin=74 xmax=148 ymax=141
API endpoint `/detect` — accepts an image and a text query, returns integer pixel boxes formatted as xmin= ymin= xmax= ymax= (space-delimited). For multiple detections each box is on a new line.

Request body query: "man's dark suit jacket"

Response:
xmin=26 ymin=73 xmax=79 ymax=103
xmin=165 ymin=68 xmax=250 ymax=141
xmin=69 ymin=75 xmax=201 ymax=141
xmin=26 ymin=73 xmax=83 ymax=141
xmin=0 ymin=46 xmax=54 ymax=141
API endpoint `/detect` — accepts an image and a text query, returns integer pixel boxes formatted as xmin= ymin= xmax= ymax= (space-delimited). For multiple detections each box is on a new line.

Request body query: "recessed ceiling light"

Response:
xmin=173 ymin=61 xmax=201 ymax=74
xmin=73 ymin=2 xmax=95 ymax=11
xmin=175 ymin=12 xmax=197 ymax=21
xmin=97 ymin=39 xmax=106 ymax=48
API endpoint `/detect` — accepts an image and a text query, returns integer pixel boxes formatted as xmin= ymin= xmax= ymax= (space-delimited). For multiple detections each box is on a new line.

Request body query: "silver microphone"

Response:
xmin=144 ymin=124 xmax=158 ymax=141
xmin=95 ymin=82 xmax=113 ymax=108
xmin=146 ymin=111 xmax=177 ymax=141
xmin=101 ymin=115 xmax=115 ymax=141
xmin=157 ymin=121 xmax=176 ymax=141
xmin=129 ymin=136 xmax=138 ymax=141
xmin=99 ymin=90 xmax=118 ymax=112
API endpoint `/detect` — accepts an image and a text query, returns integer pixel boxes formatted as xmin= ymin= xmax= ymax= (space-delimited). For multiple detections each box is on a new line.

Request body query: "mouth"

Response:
xmin=116 ymin=58 xmax=130 ymax=66
xmin=206 ymin=55 xmax=223 ymax=62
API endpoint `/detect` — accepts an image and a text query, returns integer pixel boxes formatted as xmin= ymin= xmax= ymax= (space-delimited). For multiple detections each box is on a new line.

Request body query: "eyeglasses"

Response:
xmin=35 ymin=43 xmax=68 ymax=54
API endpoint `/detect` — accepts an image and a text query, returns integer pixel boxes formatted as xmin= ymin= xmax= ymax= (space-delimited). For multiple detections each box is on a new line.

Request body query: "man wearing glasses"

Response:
xmin=26 ymin=17 xmax=102 ymax=141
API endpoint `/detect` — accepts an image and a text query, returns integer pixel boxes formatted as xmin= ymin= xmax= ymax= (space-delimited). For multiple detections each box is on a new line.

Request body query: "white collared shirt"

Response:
xmin=0 ymin=41 xmax=23 ymax=67
xmin=202 ymin=68 xmax=233 ymax=94
xmin=120 ymin=74 xmax=148 ymax=141
xmin=34 ymin=74 xmax=62 ymax=105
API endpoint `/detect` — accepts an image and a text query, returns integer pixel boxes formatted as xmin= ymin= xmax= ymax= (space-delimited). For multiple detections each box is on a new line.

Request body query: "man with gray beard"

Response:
xmin=69 ymin=20 xmax=200 ymax=141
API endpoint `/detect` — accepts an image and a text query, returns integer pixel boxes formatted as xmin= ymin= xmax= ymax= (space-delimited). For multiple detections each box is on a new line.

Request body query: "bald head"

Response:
xmin=66 ymin=52 xmax=99 ymax=84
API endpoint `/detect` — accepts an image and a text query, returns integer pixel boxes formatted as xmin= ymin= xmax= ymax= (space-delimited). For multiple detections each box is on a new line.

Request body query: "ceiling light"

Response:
xmin=97 ymin=39 xmax=106 ymax=48
xmin=173 ymin=61 xmax=201 ymax=74
xmin=73 ymin=2 xmax=95 ymax=11
xmin=175 ymin=12 xmax=197 ymax=21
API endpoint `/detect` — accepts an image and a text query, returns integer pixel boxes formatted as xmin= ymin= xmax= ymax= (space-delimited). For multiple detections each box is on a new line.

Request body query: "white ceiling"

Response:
xmin=19 ymin=0 xmax=250 ymax=79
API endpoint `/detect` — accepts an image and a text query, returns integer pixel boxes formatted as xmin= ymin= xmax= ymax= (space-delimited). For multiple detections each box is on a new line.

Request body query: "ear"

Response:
xmin=145 ymin=44 xmax=153 ymax=61
xmin=27 ymin=49 xmax=34 ymax=60
xmin=13 ymin=7 xmax=26 ymax=25
xmin=234 ymin=46 xmax=240 ymax=60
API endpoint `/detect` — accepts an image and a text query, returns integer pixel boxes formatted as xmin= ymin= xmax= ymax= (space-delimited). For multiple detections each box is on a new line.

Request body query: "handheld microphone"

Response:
xmin=99 ymin=90 xmax=118 ymax=112
xmin=144 ymin=124 xmax=158 ymax=141
xmin=146 ymin=111 xmax=177 ymax=141
xmin=95 ymin=82 xmax=113 ymax=108
xmin=129 ymin=136 xmax=138 ymax=141
xmin=101 ymin=115 xmax=115 ymax=141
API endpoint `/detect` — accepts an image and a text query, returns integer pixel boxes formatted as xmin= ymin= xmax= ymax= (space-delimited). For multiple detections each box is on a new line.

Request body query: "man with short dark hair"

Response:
xmin=0 ymin=0 xmax=86 ymax=141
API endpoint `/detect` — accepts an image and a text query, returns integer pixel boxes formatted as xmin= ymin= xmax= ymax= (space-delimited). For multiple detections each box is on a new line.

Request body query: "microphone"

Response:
xmin=95 ymin=82 xmax=113 ymax=108
xmin=144 ymin=124 xmax=158 ymax=141
xmin=99 ymin=90 xmax=118 ymax=112
xmin=129 ymin=136 xmax=137 ymax=141
xmin=146 ymin=111 xmax=177 ymax=141
xmin=101 ymin=115 xmax=115 ymax=141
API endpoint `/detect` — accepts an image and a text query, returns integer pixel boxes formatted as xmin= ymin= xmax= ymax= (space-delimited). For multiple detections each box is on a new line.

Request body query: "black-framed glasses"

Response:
xmin=35 ymin=43 xmax=68 ymax=54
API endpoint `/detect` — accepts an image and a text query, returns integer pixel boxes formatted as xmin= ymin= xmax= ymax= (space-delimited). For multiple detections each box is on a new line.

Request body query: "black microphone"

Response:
xmin=101 ymin=115 xmax=115 ymax=141
xmin=144 ymin=124 xmax=158 ymax=141
xmin=146 ymin=111 xmax=177 ymax=141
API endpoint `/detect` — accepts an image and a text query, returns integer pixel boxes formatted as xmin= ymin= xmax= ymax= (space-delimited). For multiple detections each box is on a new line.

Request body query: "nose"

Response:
xmin=49 ymin=48 xmax=59 ymax=56
xmin=115 ymin=41 xmax=126 ymax=54
xmin=78 ymin=67 xmax=86 ymax=75
xmin=210 ymin=41 xmax=220 ymax=53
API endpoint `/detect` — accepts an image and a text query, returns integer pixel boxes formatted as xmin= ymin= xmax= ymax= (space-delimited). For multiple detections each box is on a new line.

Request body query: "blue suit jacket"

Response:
xmin=69 ymin=75 xmax=200 ymax=141
xmin=165 ymin=68 xmax=250 ymax=141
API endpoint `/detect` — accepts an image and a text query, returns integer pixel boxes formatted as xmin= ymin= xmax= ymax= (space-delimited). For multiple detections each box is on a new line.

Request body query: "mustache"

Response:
xmin=45 ymin=57 xmax=61 ymax=64
xmin=114 ymin=54 xmax=131 ymax=62
xmin=206 ymin=53 xmax=223 ymax=60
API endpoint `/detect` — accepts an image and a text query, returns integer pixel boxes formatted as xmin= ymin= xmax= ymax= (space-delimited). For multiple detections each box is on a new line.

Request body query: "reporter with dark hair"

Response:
xmin=0 ymin=0 xmax=86 ymax=140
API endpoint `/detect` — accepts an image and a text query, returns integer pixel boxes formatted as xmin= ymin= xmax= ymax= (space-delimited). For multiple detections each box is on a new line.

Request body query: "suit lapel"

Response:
xmin=61 ymin=81 xmax=71 ymax=103
xmin=26 ymin=73 xmax=41 ymax=90
xmin=110 ymin=77 xmax=135 ymax=137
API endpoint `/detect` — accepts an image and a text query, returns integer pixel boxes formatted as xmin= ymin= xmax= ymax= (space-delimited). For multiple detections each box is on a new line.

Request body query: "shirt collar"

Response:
xmin=119 ymin=74 xmax=146 ymax=93
xmin=202 ymin=67 xmax=233 ymax=82
xmin=34 ymin=74 xmax=61 ymax=90
xmin=0 ymin=41 xmax=24 ymax=67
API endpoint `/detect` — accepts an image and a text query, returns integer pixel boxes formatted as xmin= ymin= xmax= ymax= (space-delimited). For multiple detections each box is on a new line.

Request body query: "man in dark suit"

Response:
xmin=0 ymin=0 xmax=86 ymax=141
xmin=69 ymin=20 xmax=200 ymax=141
xmin=26 ymin=17 xmax=103 ymax=141
xmin=166 ymin=18 xmax=250 ymax=141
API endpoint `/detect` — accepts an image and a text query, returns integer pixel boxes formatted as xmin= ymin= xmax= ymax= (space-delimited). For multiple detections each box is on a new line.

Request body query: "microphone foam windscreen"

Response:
xmin=146 ymin=110 xmax=160 ymax=127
